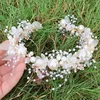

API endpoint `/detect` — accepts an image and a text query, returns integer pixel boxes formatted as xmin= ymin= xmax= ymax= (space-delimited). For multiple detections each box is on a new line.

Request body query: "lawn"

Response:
xmin=0 ymin=0 xmax=100 ymax=99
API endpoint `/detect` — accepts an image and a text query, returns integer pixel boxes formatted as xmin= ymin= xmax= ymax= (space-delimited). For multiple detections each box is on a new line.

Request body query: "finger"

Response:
xmin=0 ymin=57 xmax=25 ymax=76
xmin=0 ymin=40 xmax=8 ymax=56
xmin=1 ymin=63 xmax=26 ymax=98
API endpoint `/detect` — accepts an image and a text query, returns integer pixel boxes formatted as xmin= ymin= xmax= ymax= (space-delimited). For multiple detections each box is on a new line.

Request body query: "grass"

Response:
xmin=0 ymin=0 xmax=100 ymax=99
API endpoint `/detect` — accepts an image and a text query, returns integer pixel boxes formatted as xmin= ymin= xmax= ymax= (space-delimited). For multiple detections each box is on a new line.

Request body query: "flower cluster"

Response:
xmin=0 ymin=15 xmax=99 ymax=90
xmin=7 ymin=20 xmax=42 ymax=57
xmin=1 ymin=20 xmax=42 ymax=75
xmin=25 ymin=15 xmax=98 ymax=82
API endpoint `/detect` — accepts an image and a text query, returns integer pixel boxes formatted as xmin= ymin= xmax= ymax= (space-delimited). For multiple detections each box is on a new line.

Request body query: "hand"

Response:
xmin=0 ymin=41 xmax=26 ymax=99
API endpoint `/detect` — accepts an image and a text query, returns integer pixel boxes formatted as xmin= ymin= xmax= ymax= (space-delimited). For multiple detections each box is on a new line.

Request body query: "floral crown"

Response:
xmin=0 ymin=15 xmax=99 ymax=90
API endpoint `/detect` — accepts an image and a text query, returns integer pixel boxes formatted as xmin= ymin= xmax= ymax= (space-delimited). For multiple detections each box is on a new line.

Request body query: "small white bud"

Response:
xmin=52 ymin=88 xmax=55 ymax=91
xmin=59 ymin=84 xmax=62 ymax=87
xmin=78 ymin=25 xmax=84 ymax=32
xmin=30 ymin=57 xmax=36 ymax=63
xmin=46 ymin=79 xmax=49 ymax=82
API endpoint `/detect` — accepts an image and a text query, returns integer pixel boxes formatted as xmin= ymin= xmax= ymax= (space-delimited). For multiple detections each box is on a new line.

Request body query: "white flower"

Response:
xmin=9 ymin=26 xmax=17 ymax=35
xmin=36 ymin=70 xmax=45 ymax=79
xmin=60 ymin=54 xmax=77 ymax=71
xmin=33 ymin=58 xmax=44 ymax=69
xmin=65 ymin=23 xmax=76 ymax=31
xmin=48 ymin=59 xmax=59 ymax=70
xmin=89 ymin=39 xmax=98 ymax=48
xmin=65 ymin=24 xmax=72 ymax=31
xmin=60 ymin=16 xmax=71 ymax=28
xmin=77 ymin=48 xmax=93 ymax=61
xmin=84 ymin=28 xmax=91 ymax=33
xmin=9 ymin=27 xmax=23 ymax=39
xmin=56 ymin=54 xmax=62 ymax=61
xmin=33 ymin=54 xmax=48 ymax=70
xmin=7 ymin=46 xmax=16 ymax=55
xmin=65 ymin=16 xmax=70 ymax=23
xmin=60 ymin=19 xmax=67 ymax=27
xmin=17 ymin=43 xmax=27 ymax=57
xmin=7 ymin=34 xmax=12 ymax=40
xmin=78 ymin=49 xmax=86 ymax=59
xmin=60 ymin=60 xmax=71 ymax=70
xmin=33 ymin=58 xmax=47 ymax=70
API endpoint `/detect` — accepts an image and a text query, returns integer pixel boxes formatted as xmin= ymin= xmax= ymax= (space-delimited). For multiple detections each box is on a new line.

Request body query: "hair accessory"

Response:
xmin=1 ymin=15 xmax=99 ymax=90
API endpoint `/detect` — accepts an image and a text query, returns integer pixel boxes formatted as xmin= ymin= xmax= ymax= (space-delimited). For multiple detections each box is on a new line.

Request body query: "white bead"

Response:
xmin=27 ymin=77 xmax=30 ymax=80
xmin=52 ymin=88 xmax=55 ymax=91
xmin=50 ymin=75 xmax=53 ymax=77
xmin=6 ymin=26 xmax=8 ymax=28
xmin=4 ymin=29 xmax=7 ymax=33
xmin=46 ymin=79 xmax=49 ymax=82
xmin=73 ymin=48 xmax=75 ymax=51
xmin=46 ymin=73 xmax=49 ymax=76
xmin=5 ymin=64 xmax=7 ymax=66
xmin=78 ymin=25 xmax=84 ymax=32
xmin=28 ymin=68 xmax=31 ymax=71
xmin=71 ymin=30 xmax=75 ymax=34
xmin=65 ymin=78 xmax=67 ymax=82
xmin=28 ymin=71 xmax=31 ymax=74
xmin=69 ymin=49 xmax=71 ymax=52
xmin=59 ymin=84 xmax=62 ymax=87
xmin=52 ymin=50 xmax=55 ymax=52
xmin=60 ymin=75 xmax=64 ymax=79
xmin=50 ymin=56 xmax=53 ymax=59
xmin=59 ymin=50 xmax=62 ymax=54
xmin=45 ymin=52 xmax=48 ymax=55
xmin=49 ymin=54 xmax=51 ymax=57
xmin=95 ymin=36 xmax=97 ymax=39
xmin=89 ymin=62 xmax=92 ymax=65
xmin=29 ymin=51 xmax=34 ymax=56
xmin=52 ymin=53 xmax=55 ymax=56
xmin=30 ymin=57 xmax=36 ymax=63
xmin=53 ymin=77 xmax=56 ymax=80
xmin=33 ymin=79 xmax=36 ymax=82
xmin=76 ymin=32 xmax=79 ymax=36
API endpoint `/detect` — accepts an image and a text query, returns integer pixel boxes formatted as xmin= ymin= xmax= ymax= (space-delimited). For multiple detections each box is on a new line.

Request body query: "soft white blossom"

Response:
xmin=48 ymin=59 xmax=60 ymax=70
xmin=33 ymin=55 xmax=48 ymax=70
